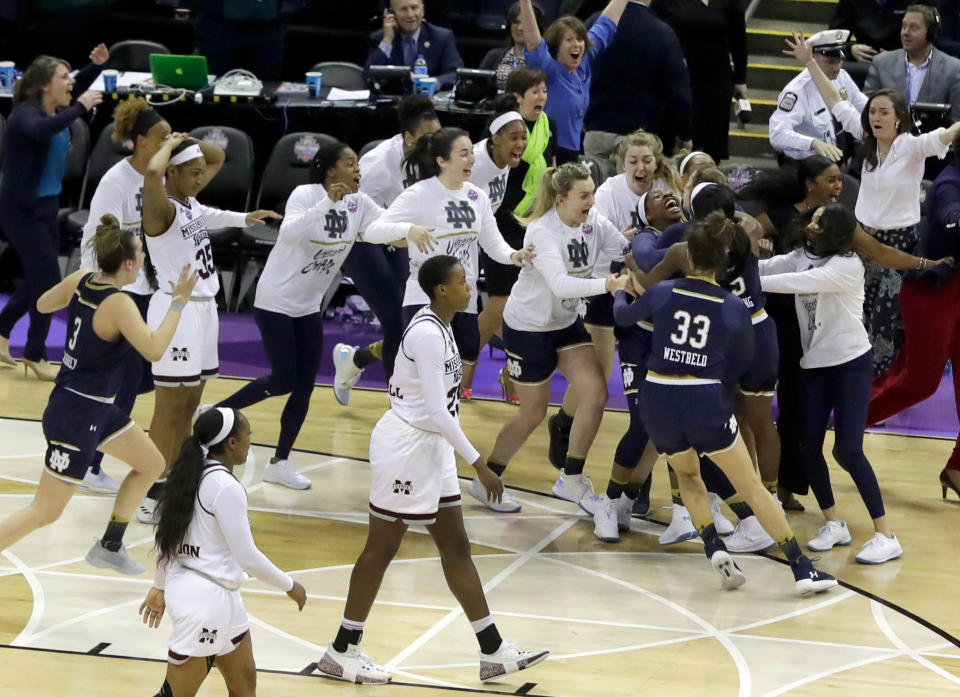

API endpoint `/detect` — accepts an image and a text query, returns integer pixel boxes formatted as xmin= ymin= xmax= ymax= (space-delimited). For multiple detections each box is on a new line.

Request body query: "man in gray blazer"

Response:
xmin=865 ymin=4 xmax=960 ymax=120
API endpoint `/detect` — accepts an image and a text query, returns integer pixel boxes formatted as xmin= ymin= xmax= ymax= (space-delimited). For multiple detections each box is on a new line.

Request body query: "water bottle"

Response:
xmin=414 ymin=54 xmax=428 ymax=78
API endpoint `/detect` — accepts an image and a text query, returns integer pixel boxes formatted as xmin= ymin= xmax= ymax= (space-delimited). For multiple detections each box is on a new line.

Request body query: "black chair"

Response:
xmin=63 ymin=123 xmax=133 ymax=244
xmin=580 ymin=154 xmax=606 ymax=187
xmin=235 ymin=132 xmax=338 ymax=307
xmin=359 ymin=138 xmax=385 ymax=159
xmin=309 ymin=61 xmax=366 ymax=90
xmin=189 ymin=125 xmax=255 ymax=308
xmin=107 ymin=40 xmax=170 ymax=72
xmin=57 ymin=119 xmax=91 ymax=276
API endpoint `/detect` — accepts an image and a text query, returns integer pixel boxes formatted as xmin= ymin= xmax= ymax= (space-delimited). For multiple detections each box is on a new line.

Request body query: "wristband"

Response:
xmin=169 ymin=299 xmax=187 ymax=312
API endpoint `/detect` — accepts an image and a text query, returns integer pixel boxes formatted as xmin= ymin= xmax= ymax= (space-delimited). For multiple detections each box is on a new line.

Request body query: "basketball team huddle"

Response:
xmin=3 ymin=75 xmax=946 ymax=695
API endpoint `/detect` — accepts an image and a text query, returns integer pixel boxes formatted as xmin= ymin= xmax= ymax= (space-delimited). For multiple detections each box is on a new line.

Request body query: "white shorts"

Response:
xmin=368 ymin=410 xmax=461 ymax=525
xmin=148 ymin=292 xmax=220 ymax=387
xmin=165 ymin=565 xmax=249 ymax=663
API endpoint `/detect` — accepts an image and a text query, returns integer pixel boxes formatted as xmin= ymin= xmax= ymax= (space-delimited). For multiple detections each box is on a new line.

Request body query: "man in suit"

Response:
xmin=865 ymin=4 xmax=960 ymax=121
xmin=365 ymin=0 xmax=464 ymax=90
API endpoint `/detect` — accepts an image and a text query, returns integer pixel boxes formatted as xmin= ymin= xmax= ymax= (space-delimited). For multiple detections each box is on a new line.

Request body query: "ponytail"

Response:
xmin=517 ymin=162 xmax=591 ymax=226
xmin=86 ymin=214 xmax=138 ymax=274
xmin=403 ymin=127 xmax=469 ymax=184
xmin=688 ymin=210 xmax=735 ymax=275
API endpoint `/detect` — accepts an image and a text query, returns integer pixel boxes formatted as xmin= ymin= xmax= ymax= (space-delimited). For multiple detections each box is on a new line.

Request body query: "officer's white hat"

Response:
xmin=806 ymin=29 xmax=850 ymax=58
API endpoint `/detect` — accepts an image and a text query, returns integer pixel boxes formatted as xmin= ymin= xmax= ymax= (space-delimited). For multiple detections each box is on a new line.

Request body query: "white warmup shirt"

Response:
xmin=759 ymin=249 xmax=872 ymax=369
xmin=153 ymin=463 xmax=293 ymax=592
xmin=832 ymin=101 xmax=949 ymax=229
xmin=80 ymin=158 xmax=153 ymax=295
xmin=504 ymin=207 xmax=627 ymax=332
xmin=592 ymin=173 xmax=665 ymax=278
xmin=255 ymin=185 xmax=383 ymax=317
xmin=389 ymin=307 xmax=480 ymax=463
xmin=769 ymin=68 xmax=868 ymax=161
xmin=359 ymin=134 xmax=409 ymax=208
xmin=145 ymin=197 xmax=247 ymax=298
xmin=469 ymin=139 xmax=510 ymax=214
xmin=364 ymin=177 xmax=517 ymax=313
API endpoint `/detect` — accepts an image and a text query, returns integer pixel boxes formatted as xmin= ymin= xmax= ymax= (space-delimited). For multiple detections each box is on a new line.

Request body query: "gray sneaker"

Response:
xmin=85 ymin=539 xmax=146 ymax=575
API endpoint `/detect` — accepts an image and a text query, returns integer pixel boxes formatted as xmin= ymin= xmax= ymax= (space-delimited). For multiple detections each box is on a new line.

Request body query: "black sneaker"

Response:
xmin=792 ymin=557 xmax=838 ymax=596
xmin=630 ymin=475 xmax=652 ymax=516
xmin=547 ymin=412 xmax=571 ymax=470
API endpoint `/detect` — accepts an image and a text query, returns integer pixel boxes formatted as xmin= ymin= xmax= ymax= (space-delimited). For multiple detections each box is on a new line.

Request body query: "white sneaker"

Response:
xmin=552 ymin=473 xmax=600 ymax=514
xmin=807 ymin=519 xmax=853 ymax=552
xmin=614 ymin=494 xmax=632 ymax=532
xmin=855 ymin=532 xmax=903 ymax=564
xmin=79 ymin=468 xmax=122 ymax=494
xmin=479 ymin=641 xmax=549 ymax=683
xmin=317 ymin=642 xmax=391 ymax=684
xmin=709 ymin=493 xmax=735 ymax=535
xmin=136 ymin=497 xmax=157 ymax=524
xmin=659 ymin=504 xmax=697 ymax=545
xmin=724 ymin=515 xmax=776 ymax=553
xmin=710 ymin=550 xmax=746 ymax=590
xmin=332 ymin=344 xmax=363 ymax=406
xmin=593 ymin=495 xmax=620 ymax=542
xmin=468 ymin=477 xmax=521 ymax=513
xmin=263 ymin=460 xmax=311 ymax=490
xmin=85 ymin=540 xmax=146 ymax=575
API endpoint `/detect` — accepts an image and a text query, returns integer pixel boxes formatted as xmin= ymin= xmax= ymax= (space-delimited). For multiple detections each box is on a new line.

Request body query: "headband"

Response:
xmin=130 ymin=108 xmax=165 ymax=139
xmin=490 ymin=111 xmax=524 ymax=135
xmin=691 ymin=182 xmax=717 ymax=205
xmin=679 ymin=151 xmax=708 ymax=176
xmin=200 ymin=407 xmax=235 ymax=457
xmin=636 ymin=192 xmax=649 ymax=227
xmin=169 ymin=143 xmax=204 ymax=167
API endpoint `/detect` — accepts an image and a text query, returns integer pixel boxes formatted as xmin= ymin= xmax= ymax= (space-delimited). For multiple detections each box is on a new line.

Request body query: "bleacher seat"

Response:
xmin=106 ymin=40 xmax=170 ymax=73
xmin=308 ymin=62 xmax=366 ymax=90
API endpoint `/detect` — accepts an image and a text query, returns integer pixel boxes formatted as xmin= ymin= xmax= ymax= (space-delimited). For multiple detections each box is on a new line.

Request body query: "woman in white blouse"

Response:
xmin=785 ymin=32 xmax=960 ymax=375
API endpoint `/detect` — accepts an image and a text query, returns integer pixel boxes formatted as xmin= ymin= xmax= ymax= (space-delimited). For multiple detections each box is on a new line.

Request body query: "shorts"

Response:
xmin=41 ymin=387 xmax=134 ymax=483
xmin=368 ymin=410 xmax=462 ymax=525
xmin=482 ymin=208 xmax=526 ymax=297
xmin=403 ymin=305 xmax=480 ymax=363
xmin=638 ymin=381 xmax=739 ymax=457
xmin=165 ymin=565 xmax=249 ymax=662
xmin=740 ymin=315 xmax=779 ymax=396
xmin=583 ymin=292 xmax=615 ymax=327
xmin=502 ymin=318 xmax=593 ymax=385
xmin=148 ymin=292 xmax=220 ymax=387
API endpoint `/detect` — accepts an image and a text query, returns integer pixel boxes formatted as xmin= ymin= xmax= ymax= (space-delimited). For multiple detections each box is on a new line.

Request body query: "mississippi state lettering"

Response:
xmin=176 ymin=543 xmax=200 ymax=558
xmin=662 ymin=346 xmax=708 ymax=367
xmin=444 ymin=201 xmax=476 ymax=229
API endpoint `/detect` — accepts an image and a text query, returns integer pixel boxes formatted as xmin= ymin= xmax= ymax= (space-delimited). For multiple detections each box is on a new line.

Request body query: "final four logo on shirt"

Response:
xmin=582 ymin=223 xmax=593 ymax=236
xmin=467 ymin=188 xmax=478 ymax=201
xmin=184 ymin=207 xmax=193 ymax=221
xmin=347 ymin=199 xmax=358 ymax=213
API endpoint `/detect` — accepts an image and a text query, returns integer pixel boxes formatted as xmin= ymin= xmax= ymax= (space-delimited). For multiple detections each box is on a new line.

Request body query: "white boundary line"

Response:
xmin=870 ymin=599 xmax=960 ymax=686
xmin=2 ymin=549 xmax=46 ymax=646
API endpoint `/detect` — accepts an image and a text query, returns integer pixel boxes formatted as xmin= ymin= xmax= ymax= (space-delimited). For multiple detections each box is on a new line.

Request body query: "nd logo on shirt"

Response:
xmin=487 ymin=175 xmax=507 ymax=207
xmin=324 ymin=210 xmax=348 ymax=239
xmin=568 ymin=236 xmax=589 ymax=268
xmin=444 ymin=200 xmax=476 ymax=230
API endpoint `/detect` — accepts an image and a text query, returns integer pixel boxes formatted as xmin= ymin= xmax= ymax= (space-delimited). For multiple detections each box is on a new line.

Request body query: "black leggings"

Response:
xmin=0 ymin=197 xmax=61 ymax=362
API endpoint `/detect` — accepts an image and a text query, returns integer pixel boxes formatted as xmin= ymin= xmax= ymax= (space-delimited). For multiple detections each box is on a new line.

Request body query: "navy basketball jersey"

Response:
xmin=614 ymin=277 xmax=755 ymax=386
xmin=718 ymin=231 xmax=768 ymax=322
xmin=56 ymin=273 xmax=133 ymax=400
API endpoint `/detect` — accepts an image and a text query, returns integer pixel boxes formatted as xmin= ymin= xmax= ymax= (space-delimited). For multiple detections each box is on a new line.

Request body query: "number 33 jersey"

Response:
xmin=146 ymin=197 xmax=248 ymax=298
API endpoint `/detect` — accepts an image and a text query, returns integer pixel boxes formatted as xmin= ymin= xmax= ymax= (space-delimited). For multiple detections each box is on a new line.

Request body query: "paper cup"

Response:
xmin=0 ymin=62 xmax=15 ymax=88
xmin=306 ymin=71 xmax=323 ymax=99
xmin=101 ymin=69 xmax=119 ymax=92
xmin=416 ymin=76 xmax=438 ymax=97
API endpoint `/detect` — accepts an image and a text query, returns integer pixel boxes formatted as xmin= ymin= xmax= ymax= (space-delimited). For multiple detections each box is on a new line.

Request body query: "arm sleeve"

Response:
xmin=758 ymin=251 xmax=799 ymax=276
xmin=16 ymin=102 xmax=87 ymax=140
xmin=362 ymin=188 xmax=418 ymax=244
xmin=477 ymin=196 xmax=516 ymax=264
xmin=831 ymin=100 xmax=864 ymax=140
xmin=365 ymin=32 xmax=392 ymax=72
xmin=848 ymin=75 xmax=869 ymax=111
xmin=81 ymin=178 xmax=126 ymax=271
xmin=613 ymin=287 xmax=657 ymax=326
xmin=907 ymin=128 xmax=951 ymax=160
xmin=276 ymin=186 xmax=331 ymax=245
xmin=532 ymin=233 xmax=608 ymax=298
xmin=212 ymin=481 xmax=295 ymax=592
xmin=631 ymin=230 xmax=669 ymax=271
xmin=406 ymin=327 xmax=481 ymax=463
xmin=932 ymin=174 xmax=960 ymax=230
xmin=864 ymin=62 xmax=880 ymax=93
xmin=72 ymin=62 xmax=101 ymax=97
xmin=586 ymin=16 xmax=617 ymax=63
xmin=524 ymin=39 xmax=563 ymax=84
xmin=760 ymin=255 xmax=862 ymax=293
xmin=198 ymin=205 xmax=249 ymax=230
xmin=726 ymin=0 xmax=748 ymax=84
xmin=598 ymin=214 xmax=629 ymax=260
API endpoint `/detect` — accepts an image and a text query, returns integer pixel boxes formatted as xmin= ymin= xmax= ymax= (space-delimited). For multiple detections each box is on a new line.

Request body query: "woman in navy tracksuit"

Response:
xmin=0 ymin=45 xmax=107 ymax=379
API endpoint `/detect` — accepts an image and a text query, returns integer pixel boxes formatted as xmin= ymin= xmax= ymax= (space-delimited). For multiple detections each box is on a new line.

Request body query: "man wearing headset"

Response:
xmin=865 ymin=4 xmax=960 ymax=122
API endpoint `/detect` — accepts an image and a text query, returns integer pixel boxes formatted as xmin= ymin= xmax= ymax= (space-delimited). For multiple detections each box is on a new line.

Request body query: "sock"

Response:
xmin=146 ymin=478 xmax=166 ymax=501
xmin=762 ymin=479 xmax=778 ymax=496
xmin=472 ymin=616 xmax=503 ymax=655
xmin=697 ymin=521 xmax=725 ymax=558
xmin=353 ymin=342 xmax=382 ymax=369
xmin=606 ymin=477 xmax=628 ymax=499
xmin=623 ymin=481 xmax=641 ymax=500
xmin=333 ymin=618 xmax=365 ymax=652
xmin=777 ymin=533 xmax=804 ymax=565
xmin=487 ymin=460 xmax=507 ymax=478
xmin=671 ymin=487 xmax=683 ymax=506
xmin=563 ymin=455 xmax=585 ymax=476
xmin=554 ymin=408 xmax=574 ymax=431
xmin=154 ymin=680 xmax=173 ymax=697
xmin=100 ymin=514 xmax=129 ymax=553
xmin=726 ymin=496 xmax=756 ymax=522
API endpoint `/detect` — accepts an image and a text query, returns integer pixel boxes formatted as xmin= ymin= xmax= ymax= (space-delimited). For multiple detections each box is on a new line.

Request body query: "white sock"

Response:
xmin=469 ymin=615 xmax=494 ymax=633
xmin=341 ymin=617 xmax=365 ymax=631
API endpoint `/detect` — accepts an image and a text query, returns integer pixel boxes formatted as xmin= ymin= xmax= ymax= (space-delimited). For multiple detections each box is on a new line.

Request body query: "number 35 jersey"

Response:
xmin=146 ymin=197 xmax=248 ymax=299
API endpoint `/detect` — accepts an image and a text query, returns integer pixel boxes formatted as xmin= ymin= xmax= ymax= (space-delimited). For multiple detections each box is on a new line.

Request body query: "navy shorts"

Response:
xmin=582 ymin=292 xmax=615 ymax=327
xmin=402 ymin=305 xmax=480 ymax=362
xmin=638 ymin=381 xmax=739 ymax=457
xmin=502 ymin=318 xmax=593 ymax=385
xmin=41 ymin=387 xmax=134 ymax=483
xmin=740 ymin=315 xmax=779 ymax=396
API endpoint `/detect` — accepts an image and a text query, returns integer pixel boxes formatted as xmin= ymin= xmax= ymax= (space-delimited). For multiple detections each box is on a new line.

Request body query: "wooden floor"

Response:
xmin=0 ymin=364 xmax=958 ymax=696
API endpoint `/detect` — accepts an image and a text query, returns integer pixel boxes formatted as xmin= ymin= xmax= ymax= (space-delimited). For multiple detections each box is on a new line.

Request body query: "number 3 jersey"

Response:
xmin=387 ymin=307 xmax=480 ymax=464
xmin=255 ymin=185 xmax=383 ymax=317
xmin=146 ymin=197 xmax=248 ymax=299
xmin=55 ymin=272 xmax=133 ymax=401
xmin=612 ymin=278 xmax=755 ymax=387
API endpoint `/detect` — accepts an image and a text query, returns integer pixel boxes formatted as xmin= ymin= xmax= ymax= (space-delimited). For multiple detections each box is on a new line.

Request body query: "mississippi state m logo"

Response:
xmin=324 ymin=210 xmax=348 ymax=239
xmin=393 ymin=480 xmax=413 ymax=495
xmin=444 ymin=201 xmax=476 ymax=230
xmin=198 ymin=627 xmax=219 ymax=644
xmin=568 ymin=238 xmax=589 ymax=268
xmin=171 ymin=347 xmax=190 ymax=362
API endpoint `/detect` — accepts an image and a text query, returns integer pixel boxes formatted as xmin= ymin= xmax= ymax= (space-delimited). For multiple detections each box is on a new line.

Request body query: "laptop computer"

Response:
xmin=150 ymin=54 xmax=211 ymax=90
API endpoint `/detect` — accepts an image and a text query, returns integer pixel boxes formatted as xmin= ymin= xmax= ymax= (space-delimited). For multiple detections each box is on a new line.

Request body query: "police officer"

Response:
xmin=769 ymin=29 xmax=868 ymax=163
